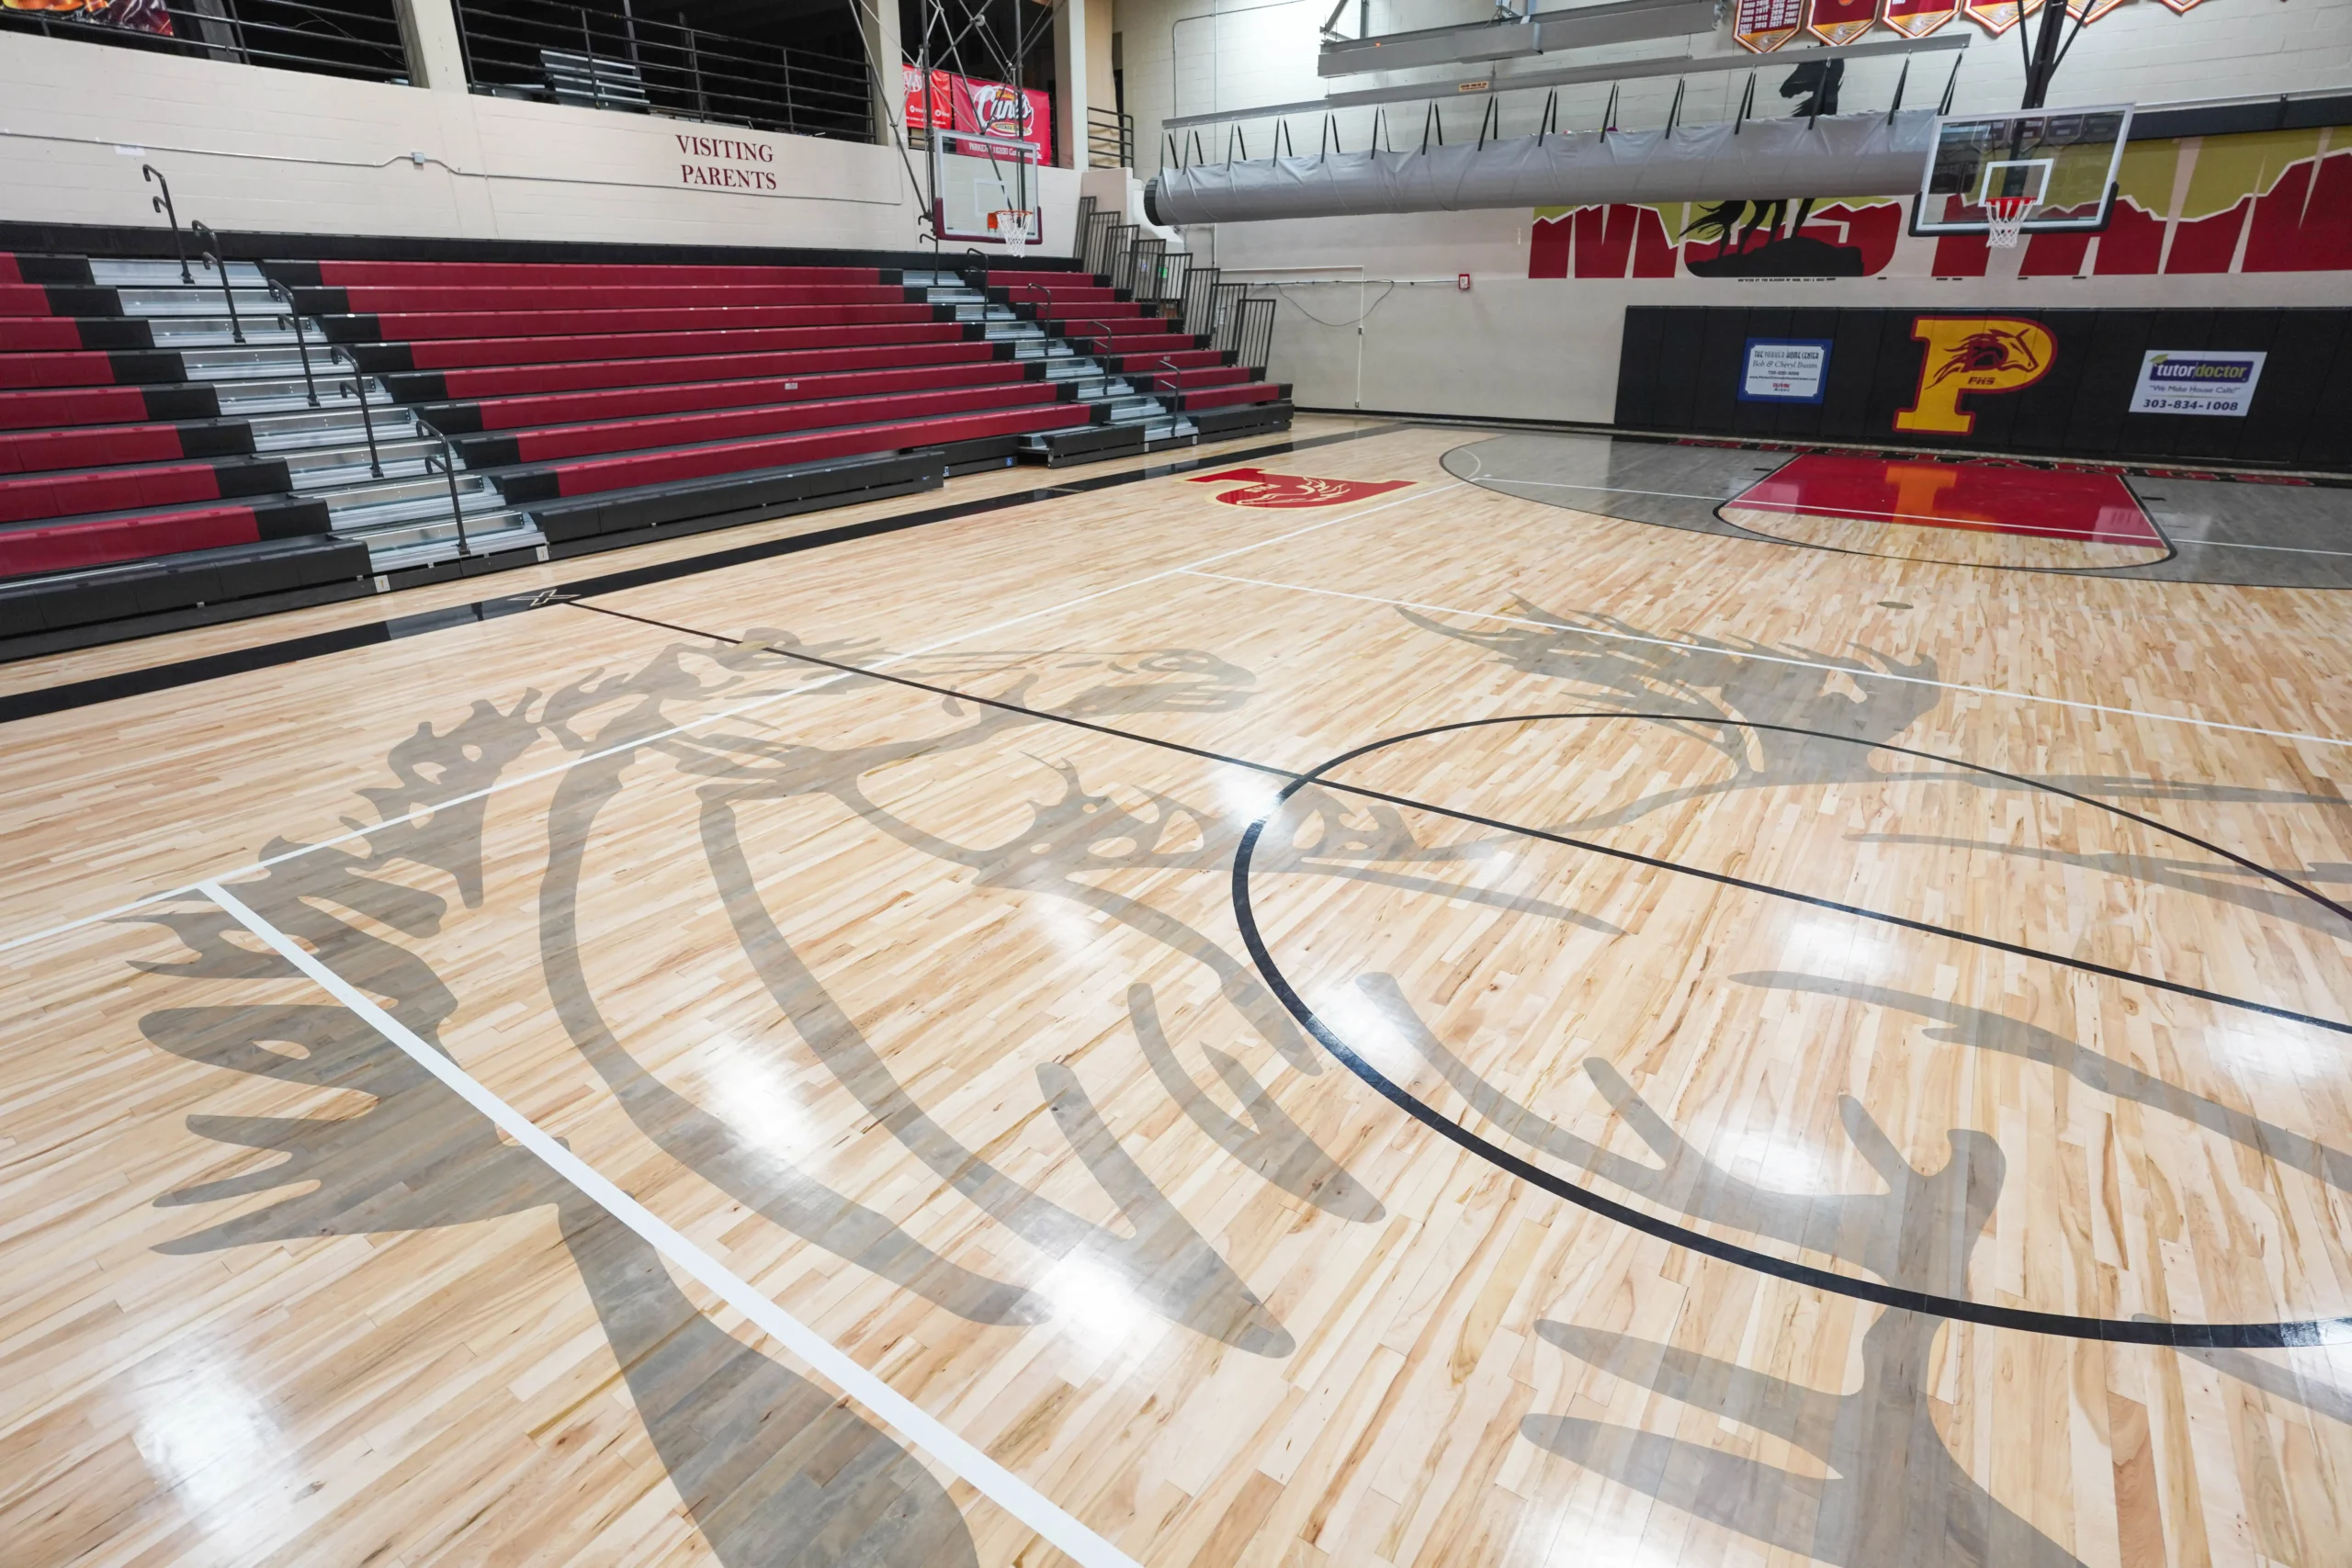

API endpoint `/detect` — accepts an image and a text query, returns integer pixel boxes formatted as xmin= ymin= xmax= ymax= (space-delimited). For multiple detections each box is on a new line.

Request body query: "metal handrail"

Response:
xmin=266 ymin=278 xmax=322 ymax=408
xmin=188 ymin=221 xmax=245 ymax=345
xmin=1016 ymin=285 xmax=1188 ymax=406
xmin=141 ymin=166 xmax=190 ymax=286
xmin=414 ymin=414 xmax=474 ymax=558
xmin=333 ymin=364 xmax=386 ymax=479
xmin=1087 ymin=106 xmax=1135 ymax=169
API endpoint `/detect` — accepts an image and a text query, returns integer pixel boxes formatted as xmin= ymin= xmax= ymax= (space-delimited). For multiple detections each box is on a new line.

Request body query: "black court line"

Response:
xmin=0 ymin=423 xmax=1401 ymax=728
xmin=570 ymin=599 xmax=2352 ymax=1346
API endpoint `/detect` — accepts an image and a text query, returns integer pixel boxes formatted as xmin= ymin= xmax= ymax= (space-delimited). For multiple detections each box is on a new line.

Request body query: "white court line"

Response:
xmin=199 ymin=878 xmax=1142 ymax=1568
xmin=0 ymin=479 xmax=1457 ymax=958
xmin=1181 ymin=568 xmax=2352 ymax=751
xmin=1476 ymin=472 xmax=2352 ymax=558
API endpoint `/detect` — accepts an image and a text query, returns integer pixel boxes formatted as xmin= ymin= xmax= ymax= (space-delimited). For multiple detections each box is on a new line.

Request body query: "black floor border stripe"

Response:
xmin=569 ymin=600 xmax=2352 ymax=1344
xmin=0 ymin=423 xmax=1400 ymax=728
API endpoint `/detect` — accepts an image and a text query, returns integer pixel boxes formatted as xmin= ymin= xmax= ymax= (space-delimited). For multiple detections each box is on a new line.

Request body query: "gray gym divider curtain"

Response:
xmin=1146 ymin=110 xmax=1937 ymax=225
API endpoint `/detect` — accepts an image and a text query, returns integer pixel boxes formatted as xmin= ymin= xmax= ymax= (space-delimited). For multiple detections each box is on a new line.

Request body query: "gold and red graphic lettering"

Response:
xmin=1806 ymin=0 xmax=1882 ymax=46
xmin=1184 ymin=468 xmax=1413 ymax=508
xmin=1731 ymin=0 xmax=1806 ymax=51
xmin=1894 ymin=317 xmax=2056 ymax=434
xmin=1881 ymin=0 xmax=1960 ymax=37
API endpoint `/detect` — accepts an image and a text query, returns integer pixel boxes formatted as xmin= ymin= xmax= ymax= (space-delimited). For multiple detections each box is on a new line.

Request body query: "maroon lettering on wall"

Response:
xmin=675 ymin=134 xmax=781 ymax=193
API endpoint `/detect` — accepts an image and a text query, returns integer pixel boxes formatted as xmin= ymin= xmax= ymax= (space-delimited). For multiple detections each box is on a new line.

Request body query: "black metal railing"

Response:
xmin=453 ymin=0 xmax=870 ymax=141
xmin=1122 ymin=236 xmax=1165 ymax=302
xmin=1080 ymin=207 xmax=1121 ymax=278
xmin=0 ymin=0 xmax=410 ymax=84
xmin=1221 ymin=293 xmax=1276 ymax=373
xmin=1087 ymin=106 xmax=1134 ymax=169
xmin=1178 ymin=264 xmax=1222 ymax=338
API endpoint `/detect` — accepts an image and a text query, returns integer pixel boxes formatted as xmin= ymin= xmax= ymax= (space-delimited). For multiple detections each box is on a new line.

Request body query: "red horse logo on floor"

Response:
xmin=1185 ymin=468 xmax=1413 ymax=508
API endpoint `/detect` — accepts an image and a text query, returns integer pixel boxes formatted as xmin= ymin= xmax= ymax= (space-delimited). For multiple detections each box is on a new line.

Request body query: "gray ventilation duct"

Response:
xmin=1145 ymin=109 xmax=1935 ymax=226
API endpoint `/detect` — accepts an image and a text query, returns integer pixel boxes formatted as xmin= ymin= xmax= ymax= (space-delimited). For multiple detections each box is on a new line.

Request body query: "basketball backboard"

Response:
xmin=1910 ymin=105 xmax=2133 ymax=235
xmin=929 ymin=129 xmax=1043 ymax=247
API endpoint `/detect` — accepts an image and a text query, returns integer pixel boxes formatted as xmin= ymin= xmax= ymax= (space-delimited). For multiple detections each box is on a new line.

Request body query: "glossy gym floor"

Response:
xmin=7 ymin=415 xmax=2352 ymax=1567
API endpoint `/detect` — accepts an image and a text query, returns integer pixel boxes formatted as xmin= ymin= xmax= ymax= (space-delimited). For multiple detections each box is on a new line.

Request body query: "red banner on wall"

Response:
xmin=1805 ymin=0 xmax=1882 ymax=46
xmin=1731 ymin=0 xmax=1806 ymax=51
xmin=1881 ymin=0 xmax=1960 ymax=35
xmin=902 ymin=64 xmax=1053 ymax=163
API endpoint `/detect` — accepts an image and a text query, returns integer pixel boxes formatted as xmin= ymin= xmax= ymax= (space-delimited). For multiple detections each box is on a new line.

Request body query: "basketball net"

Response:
xmin=988 ymin=209 xmax=1037 ymax=244
xmin=1984 ymin=196 xmax=2033 ymax=250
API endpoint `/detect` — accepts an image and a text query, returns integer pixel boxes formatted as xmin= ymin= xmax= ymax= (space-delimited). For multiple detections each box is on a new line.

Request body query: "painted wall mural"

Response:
xmin=1530 ymin=130 xmax=2350 ymax=279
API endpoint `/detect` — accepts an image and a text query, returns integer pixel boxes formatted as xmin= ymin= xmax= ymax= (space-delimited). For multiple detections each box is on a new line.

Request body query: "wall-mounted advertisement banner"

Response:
xmin=1739 ymin=338 xmax=1835 ymax=402
xmin=902 ymin=64 xmax=1052 ymax=164
xmin=1881 ymin=0 xmax=1961 ymax=37
xmin=1805 ymin=0 xmax=1883 ymax=46
xmin=2129 ymin=350 xmax=2267 ymax=415
xmin=1731 ymin=0 xmax=1806 ymax=51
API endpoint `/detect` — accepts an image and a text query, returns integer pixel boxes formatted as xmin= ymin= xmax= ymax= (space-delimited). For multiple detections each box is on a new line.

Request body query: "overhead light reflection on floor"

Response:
xmin=699 ymin=1029 xmax=824 ymax=1161
xmin=132 ymin=1356 xmax=290 ymax=1553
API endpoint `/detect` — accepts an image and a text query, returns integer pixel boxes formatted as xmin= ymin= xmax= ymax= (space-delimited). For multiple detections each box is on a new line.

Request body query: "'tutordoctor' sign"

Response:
xmin=2130 ymin=350 xmax=2267 ymax=417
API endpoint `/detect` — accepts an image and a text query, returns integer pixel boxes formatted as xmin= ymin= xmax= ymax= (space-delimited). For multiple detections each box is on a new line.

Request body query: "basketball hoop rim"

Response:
xmin=1983 ymin=196 xmax=2034 ymax=249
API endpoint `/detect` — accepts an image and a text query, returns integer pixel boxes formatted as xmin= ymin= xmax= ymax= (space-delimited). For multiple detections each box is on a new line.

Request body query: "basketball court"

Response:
xmin=9 ymin=408 xmax=2352 ymax=1565
xmin=4 ymin=0 xmax=2351 ymax=1553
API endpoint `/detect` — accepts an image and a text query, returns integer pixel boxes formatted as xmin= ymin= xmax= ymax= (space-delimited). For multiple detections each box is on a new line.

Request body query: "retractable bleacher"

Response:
xmin=0 ymin=243 xmax=1290 ymax=657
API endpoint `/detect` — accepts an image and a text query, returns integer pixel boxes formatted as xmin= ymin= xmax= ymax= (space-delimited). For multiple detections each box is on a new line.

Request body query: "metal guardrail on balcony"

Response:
xmin=1087 ymin=106 xmax=1134 ymax=170
xmin=453 ymin=0 xmax=871 ymax=141
xmin=0 ymin=0 xmax=410 ymax=84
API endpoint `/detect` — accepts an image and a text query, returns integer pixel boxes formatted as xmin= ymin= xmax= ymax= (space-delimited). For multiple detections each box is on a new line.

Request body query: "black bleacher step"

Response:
xmin=11 ymin=254 xmax=96 ymax=288
xmin=106 ymin=350 xmax=190 ymax=385
xmin=0 ymin=533 xmax=371 ymax=650
xmin=520 ymin=448 xmax=946 ymax=549
xmin=144 ymin=385 xmax=224 ymax=421
xmin=43 ymin=289 xmax=128 ymax=321
xmin=1034 ymin=422 xmax=1152 ymax=467
xmin=1187 ymin=399 xmax=1296 ymax=442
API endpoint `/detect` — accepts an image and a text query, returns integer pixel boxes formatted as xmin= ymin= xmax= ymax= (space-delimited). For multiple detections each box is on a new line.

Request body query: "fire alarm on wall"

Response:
xmin=1457 ymin=273 xmax=1472 ymax=291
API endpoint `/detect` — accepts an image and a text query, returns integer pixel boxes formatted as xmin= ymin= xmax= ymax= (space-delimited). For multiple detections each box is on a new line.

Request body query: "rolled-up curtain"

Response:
xmin=1145 ymin=110 xmax=1937 ymax=225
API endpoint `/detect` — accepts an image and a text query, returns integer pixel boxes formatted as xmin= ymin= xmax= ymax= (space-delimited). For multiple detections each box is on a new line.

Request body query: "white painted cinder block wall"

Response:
xmin=1114 ymin=0 xmax=2352 ymax=172
xmin=0 ymin=30 xmax=1085 ymax=255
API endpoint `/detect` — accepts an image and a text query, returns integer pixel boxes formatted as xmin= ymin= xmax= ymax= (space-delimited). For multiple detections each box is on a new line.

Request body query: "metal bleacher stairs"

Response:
xmin=0 ymin=222 xmax=1289 ymax=656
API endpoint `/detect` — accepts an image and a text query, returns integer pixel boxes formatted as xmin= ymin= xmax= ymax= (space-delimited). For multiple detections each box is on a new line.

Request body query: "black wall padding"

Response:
xmin=1615 ymin=306 xmax=2350 ymax=471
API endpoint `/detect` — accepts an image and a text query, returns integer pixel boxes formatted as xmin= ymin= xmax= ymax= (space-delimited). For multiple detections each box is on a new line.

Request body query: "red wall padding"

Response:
xmin=0 ymin=461 xmax=222 ymax=524
xmin=549 ymin=404 xmax=1080 ymax=497
xmin=514 ymin=382 xmax=1063 ymax=462
xmin=0 ymin=505 xmax=258 ymax=578
xmin=0 ymin=423 xmax=185 ymax=475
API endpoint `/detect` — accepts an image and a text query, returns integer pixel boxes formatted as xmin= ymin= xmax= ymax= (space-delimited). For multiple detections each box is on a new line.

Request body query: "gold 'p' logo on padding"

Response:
xmin=1894 ymin=316 xmax=2056 ymax=435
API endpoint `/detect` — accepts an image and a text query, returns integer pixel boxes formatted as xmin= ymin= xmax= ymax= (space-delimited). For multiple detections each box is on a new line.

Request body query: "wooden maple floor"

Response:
xmin=8 ymin=415 xmax=2352 ymax=1567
